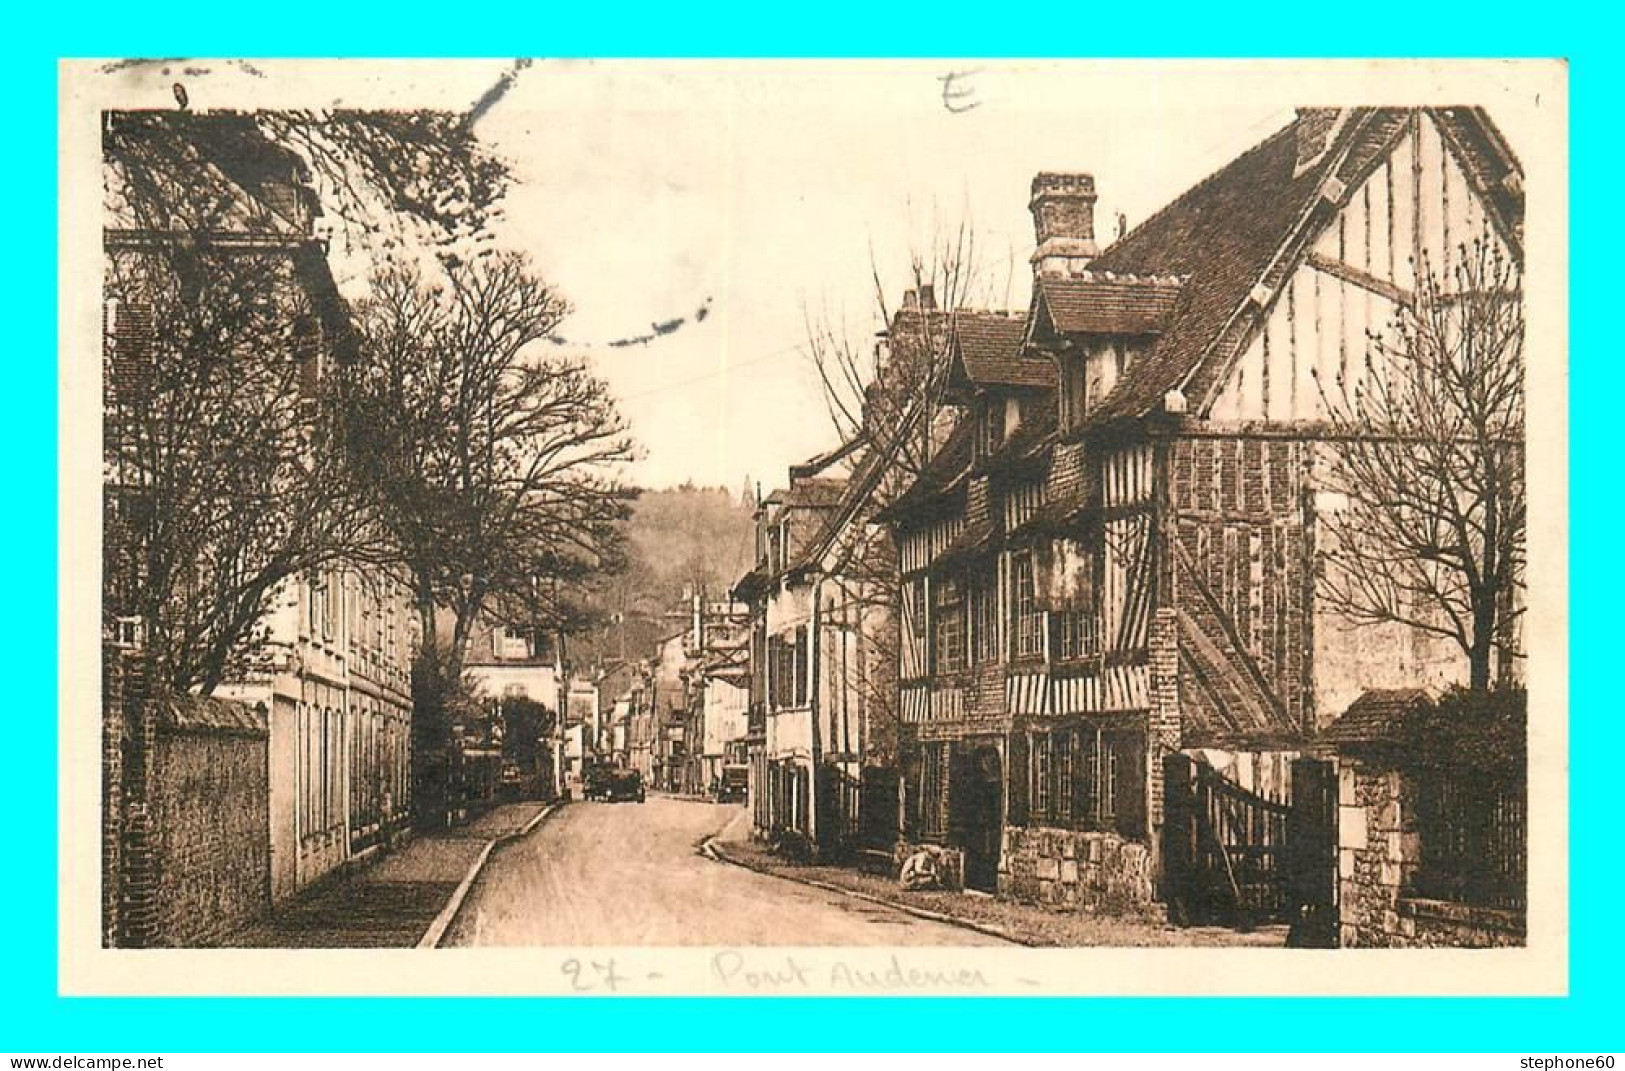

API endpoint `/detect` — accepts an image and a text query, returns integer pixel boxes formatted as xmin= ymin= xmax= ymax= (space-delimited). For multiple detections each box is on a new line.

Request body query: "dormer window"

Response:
xmin=979 ymin=399 xmax=1005 ymax=458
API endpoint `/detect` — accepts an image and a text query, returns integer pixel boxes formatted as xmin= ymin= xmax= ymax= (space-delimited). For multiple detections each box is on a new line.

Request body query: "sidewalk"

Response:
xmin=706 ymin=811 xmax=1287 ymax=948
xmin=218 ymin=801 xmax=554 ymax=948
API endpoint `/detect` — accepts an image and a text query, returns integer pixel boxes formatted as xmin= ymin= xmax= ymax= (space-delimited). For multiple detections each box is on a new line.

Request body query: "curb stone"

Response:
xmin=699 ymin=835 xmax=1031 ymax=947
xmin=417 ymin=801 xmax=563 ymax=949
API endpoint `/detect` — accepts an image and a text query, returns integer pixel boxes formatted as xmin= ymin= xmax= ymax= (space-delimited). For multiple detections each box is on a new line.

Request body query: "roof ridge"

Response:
xmin=1041 ymin=269 xmax=1187 ymax=287
xmin=951 ymin=306 xmax=1027 ymax=319
xmin=1098 ymin=117 xmax=1301 ymax=265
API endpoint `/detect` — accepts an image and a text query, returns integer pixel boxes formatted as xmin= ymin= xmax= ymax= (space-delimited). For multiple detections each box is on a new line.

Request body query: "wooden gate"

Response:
xmin=1164 ymin=753 xmax=1336 ymax=935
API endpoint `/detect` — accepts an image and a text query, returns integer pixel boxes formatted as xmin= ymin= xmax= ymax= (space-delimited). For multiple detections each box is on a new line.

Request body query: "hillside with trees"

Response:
xmin=571 ymin=481 xmax=758 ymax=667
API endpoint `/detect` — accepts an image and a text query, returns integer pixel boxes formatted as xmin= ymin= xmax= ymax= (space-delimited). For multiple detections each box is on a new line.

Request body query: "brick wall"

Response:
xmin=1147 ymin=608 xmax=1181 ymax=827
xmin=1169 ymin=436 xmax=1313 ymax=736
xmin=998 ymin=825 xmax=1159 ymax=915
xmin=966 ymin=474 xmax=991 ymax=527
xmin=1337 ymin=758 xmax=1524 ymax=947
xmin=107 ymin=648 xmax=162 ymax=948
xmin=102 ymin=649 xmax=127 ymax=948
xmin=967 ymin=662 xmax=1004 ymax=718
xmin=1047 ymin=442 xmax=1090 ymax=505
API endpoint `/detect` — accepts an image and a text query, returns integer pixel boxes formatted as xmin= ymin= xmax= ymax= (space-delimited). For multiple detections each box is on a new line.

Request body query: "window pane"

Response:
xmin=1013 ymin=554 xmax=1043 ymax=657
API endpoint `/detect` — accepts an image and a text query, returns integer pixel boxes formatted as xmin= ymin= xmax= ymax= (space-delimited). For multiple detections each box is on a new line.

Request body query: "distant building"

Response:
xmin=463 ymin=619 xmax=565 ymax=794
xmin=731 ymin=287 xmax=951 ymax=861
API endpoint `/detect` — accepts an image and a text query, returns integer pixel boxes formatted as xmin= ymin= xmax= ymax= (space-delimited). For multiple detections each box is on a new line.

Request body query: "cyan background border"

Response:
xmin=19 ymin=5 xmax=1605 ymax=1051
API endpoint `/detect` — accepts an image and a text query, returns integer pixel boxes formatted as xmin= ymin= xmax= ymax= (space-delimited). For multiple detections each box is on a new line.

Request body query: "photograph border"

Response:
xmin=16 ymin=6 xmax=1611 ymax=1051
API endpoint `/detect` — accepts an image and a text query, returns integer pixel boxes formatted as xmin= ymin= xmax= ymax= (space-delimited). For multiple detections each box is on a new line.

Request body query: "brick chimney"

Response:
xmin=1029 ymin=172 xmax=1098 ymax=277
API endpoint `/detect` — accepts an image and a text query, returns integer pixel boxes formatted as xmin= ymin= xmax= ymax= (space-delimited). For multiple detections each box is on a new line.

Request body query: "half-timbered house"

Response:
xmin=884 ymin=106 xmax=1524 ymax=913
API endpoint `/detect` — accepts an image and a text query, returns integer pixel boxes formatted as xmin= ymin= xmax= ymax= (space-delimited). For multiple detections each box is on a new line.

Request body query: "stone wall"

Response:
xmin=1337 ymin=758 xmax=1524 ymax=947
xmin=106 ymin=648 xmax=273 ymax=949
xmin=1147 ymin=607 xmax=1182 ymax=828
xmin=998 ymin=825 xmax=1158 ymax=915
xmin=146 ymin=723 xmax=271 ymax=946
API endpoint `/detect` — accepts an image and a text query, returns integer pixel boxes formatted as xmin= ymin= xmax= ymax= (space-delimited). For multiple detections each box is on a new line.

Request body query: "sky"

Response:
xmin=473 ymin=61 xmax=1294 ymax=492
xmin=89 ymin=58 xmax=1557 ymax=493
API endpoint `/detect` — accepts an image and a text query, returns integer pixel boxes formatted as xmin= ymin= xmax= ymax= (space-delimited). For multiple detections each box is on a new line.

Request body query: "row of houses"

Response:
xmin=731 ymin=106 xmax=1527 ymax=942
xmin=599 ymin=592 xmax=752 ymax=795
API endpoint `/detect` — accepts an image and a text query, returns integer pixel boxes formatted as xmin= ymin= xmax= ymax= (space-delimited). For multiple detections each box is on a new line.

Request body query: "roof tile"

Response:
xmin=951 ymin=311 xmax=1050 ymax=389
xmin=1037 ymin=274 xmax=1184 ymax=336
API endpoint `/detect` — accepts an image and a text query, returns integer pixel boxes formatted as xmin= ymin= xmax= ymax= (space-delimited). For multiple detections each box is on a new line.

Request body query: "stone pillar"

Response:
xmin=116 ymin=651 xmax=160 ymax=948
xmin=1337 ymin=757 xmax=1422 ymax=947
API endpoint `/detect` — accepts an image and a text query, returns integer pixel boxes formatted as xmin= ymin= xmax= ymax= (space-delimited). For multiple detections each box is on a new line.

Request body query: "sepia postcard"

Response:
xmin=58 ymin=57 xmax=1569 ymax=996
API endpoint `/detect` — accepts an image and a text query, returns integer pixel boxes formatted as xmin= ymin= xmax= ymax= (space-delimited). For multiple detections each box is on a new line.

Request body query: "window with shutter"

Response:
xmin=970 ymin=564 xmax=1000 ymax=664
xmin=1055 ymin=730 xmax=1074 ymax=822
xmin=979 ymin=400 xmax=1005 ymax=458
xmin=794 ymin=626 xmax=809 ymax=706
xmin=1030 ymin=731 xmax=1052 ymax=816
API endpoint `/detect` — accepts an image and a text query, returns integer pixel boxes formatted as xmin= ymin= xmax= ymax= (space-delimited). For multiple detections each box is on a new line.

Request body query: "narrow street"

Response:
xmin=441 ymin=797 xmax=1005 ymax=946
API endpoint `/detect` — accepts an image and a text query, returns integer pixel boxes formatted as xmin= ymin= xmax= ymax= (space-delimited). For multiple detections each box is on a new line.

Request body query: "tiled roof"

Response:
xmin=1432 ymin=107 xmax=1524 ymax=256
xmin=730 ymin=564 xmax=770 ymax=603
xmin=1006 ymin=483 xmax=1093 ymax=542
xmin=768 ymin=477 xmax=846 ymax=511
xmin=1082 ymin=117 xmax=1320 ymax=423
xmin=873 ymin=417 xmax=975 ymax=525
xmin=1074 ymin=107 xmax=1522 ymax=426
xmin=1036 ymin=274 xmax=1184 ymax=337
xmin=790 ymin=438 xmax=890 ymax=573
xmin=932 ymin=518 xmax=996 ymax=569
xmin=159 ymin=694 xmax=269 ymax=737
xmin=1078 ymin=109 xmax=1442 ymax=424
xmin=1319 ymin=688 xmax=1435 ymax=747
xmin=951 ymin=311 xmax=1050 ymax=390
xmin=789 ymin=432 xmax=866 ymax=480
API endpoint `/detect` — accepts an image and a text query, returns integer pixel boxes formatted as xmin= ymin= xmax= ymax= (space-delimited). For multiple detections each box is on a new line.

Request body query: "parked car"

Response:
xmin=585 ymin=766 xmax=645 ymax=803
xmin=714 ymin=765 xmax=748 ymax=804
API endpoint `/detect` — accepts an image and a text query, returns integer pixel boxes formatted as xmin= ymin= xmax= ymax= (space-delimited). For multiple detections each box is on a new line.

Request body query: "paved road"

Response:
xmin=441 ymin=796 xmax=1002 ymax=946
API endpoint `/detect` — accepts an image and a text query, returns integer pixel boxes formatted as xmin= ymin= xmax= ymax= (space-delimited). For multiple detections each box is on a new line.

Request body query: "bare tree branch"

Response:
xmin=1314 ymin=235 xmax=1526 ymax=691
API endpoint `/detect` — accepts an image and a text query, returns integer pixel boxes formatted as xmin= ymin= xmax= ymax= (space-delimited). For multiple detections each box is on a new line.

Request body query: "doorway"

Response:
xmin=954 ymin=744 xmax=1004 ymax=892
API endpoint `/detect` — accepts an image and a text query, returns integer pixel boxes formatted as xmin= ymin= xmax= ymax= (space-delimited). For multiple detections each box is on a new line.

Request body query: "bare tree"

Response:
xmin=803 ymin=215 xmax=1001 ymax=480
xmin=104 ymin=233 xmax=388 ymax=694
xmin=794 ymin=217 xmax=1012 ymax=763
xmin=102 ymin=109 xmax=514 ymax=695
xmin=104 ymin=109 xmax=510 ymax=249
xmin=346 ymin=253 xmax=638 ymax=679
xmin=1315 ymin=237 xmax=1526 ymax=692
